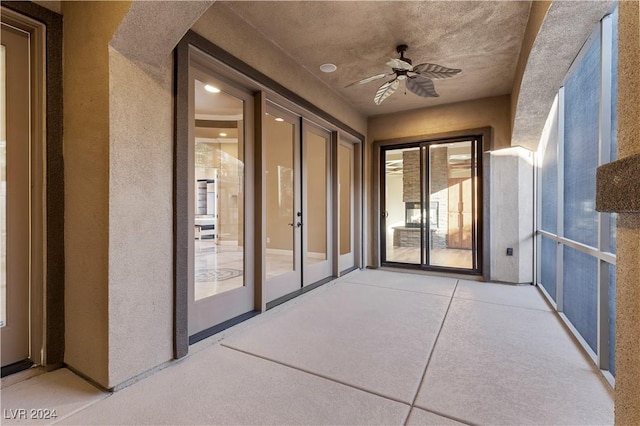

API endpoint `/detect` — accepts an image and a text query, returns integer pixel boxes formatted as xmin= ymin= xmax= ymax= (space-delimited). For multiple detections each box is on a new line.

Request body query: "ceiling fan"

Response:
xmin=346 ymin=44 xmax=462 ymax=105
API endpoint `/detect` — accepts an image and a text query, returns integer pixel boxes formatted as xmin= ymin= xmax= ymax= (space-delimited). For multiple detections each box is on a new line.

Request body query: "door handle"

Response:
xmin=288 ymin=222 xmax=303 ymax=228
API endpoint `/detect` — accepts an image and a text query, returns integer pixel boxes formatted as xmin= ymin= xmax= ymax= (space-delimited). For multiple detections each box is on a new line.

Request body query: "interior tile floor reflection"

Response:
xmin=195 ymin=239 xmax=325 ymax=300
xmin=195 ymin=241 xmax=244 ymax=299
xmin=1 ymin=269 xmax=613 ymax=425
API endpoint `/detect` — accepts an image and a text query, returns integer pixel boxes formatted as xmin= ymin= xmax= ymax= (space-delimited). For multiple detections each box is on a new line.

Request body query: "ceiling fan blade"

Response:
xmin=406 ymin=75 xmax=439 ymax=98
xmin=413 ymin=63 xmax=461 ymax=80
xmin=374 ymin=79 xmax=400 ymax=105
xmin=386 ymin=58 xmax=413 ymax=71
xmin=345 ymin=73 xmax=390 ymax=87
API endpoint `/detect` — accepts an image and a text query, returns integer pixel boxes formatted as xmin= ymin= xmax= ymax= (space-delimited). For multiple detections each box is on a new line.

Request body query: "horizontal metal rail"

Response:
xmin=536 ymin=230 xmax=616 ymax=265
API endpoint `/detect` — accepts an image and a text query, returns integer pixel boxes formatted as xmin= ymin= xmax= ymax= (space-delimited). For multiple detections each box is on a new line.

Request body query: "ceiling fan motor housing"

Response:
xmin=396 ymin=44 xmax=412 ymax=65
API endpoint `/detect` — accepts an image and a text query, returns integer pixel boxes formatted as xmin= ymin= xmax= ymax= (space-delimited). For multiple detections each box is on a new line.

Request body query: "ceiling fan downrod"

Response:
xmin=396 ymin=44 xmax=412 ymax=65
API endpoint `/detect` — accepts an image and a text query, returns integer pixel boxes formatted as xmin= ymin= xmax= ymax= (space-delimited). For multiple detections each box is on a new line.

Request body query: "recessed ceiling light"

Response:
xmin=320 ymin=63 xmax=337 ymax=73
xmin=204 ymin=84 xmax=220 ymax=93
xmin=275 ymin=117 xmax=284 ymax=122
xmin=219 ymin=133 xmax=227 ymax=137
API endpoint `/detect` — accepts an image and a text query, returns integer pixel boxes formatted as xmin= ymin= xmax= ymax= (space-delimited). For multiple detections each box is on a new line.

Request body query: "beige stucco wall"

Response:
xmin=367 ymin=95 xmax=533 ymax=283
xmin=510 ymin=1 xmax=550 ymax=130
xmin=63 ymin=0 xmax=131 ymax=388
xmin=107 ymin=48 xmax=174 ymax=388
xmin=614 ymin=1 xmax=640 ymax=423
xmin=62 ymin=0 xmax=216 ymax=389
xmin=368 ymin=95 xmax=512 ymax=151
xmin=191 ymin=3 xmax=367 ymax=137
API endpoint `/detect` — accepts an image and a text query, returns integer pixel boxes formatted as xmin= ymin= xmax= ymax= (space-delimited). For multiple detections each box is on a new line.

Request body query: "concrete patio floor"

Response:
xmin=1 ymin=269 xmax=613 ymax=425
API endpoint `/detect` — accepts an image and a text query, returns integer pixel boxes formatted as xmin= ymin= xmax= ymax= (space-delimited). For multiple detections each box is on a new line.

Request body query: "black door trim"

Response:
xmin=376 ymin=128 xmax=492 ymax=280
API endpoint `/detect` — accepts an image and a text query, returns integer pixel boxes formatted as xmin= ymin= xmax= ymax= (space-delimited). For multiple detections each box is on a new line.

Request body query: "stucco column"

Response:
xmin=614 ymin=1 xmax=640 ymax=423
xmin=63 ymin=1 xmax=131 ymax=388
xmin=64 ymin=0 xmax=216 ymax=390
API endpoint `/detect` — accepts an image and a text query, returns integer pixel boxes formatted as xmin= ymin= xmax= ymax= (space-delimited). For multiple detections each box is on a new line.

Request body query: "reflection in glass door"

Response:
xmin=302 ymin=121 xmax=332 ymax=285
xmin=381 ymin=139 xmax=480 ymax=273
xmin=427 ymin=142 xmax=475 ymax=269
xmin=264 ymin=105 xmax=301 ymax=301
xmin=382 ymin=147 xmax=421 ymax=265
xmin=338 ymin=141 xmax=355 ymax=272
xmin=188 ymin=68 xmax=254 ymax=339
xmin=265 ymin=104 xmax=333 ymax=303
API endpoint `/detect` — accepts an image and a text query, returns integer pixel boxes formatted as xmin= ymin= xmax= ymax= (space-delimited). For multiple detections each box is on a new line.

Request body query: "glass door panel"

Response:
xmin=382 ymin=147 xmax=421 ymax=264
xmin=188 ymin=67 xmax=254 ymax=338
xmin=339 ymin=144 xmax=351 ymax=256
xmin=193 ymin=83 xmax=245 ymax=300
xmin=1 ymin=23 xmax=31 ymax=365
xmin=302 ymin=121 xmax=332 ymax=285
xmin=428 ymin=141 xmax=474 ymax=269
xmin=264 ymin=104 xmax=301 ymax=302
xmin=338 ymin=141 xmax=356 ymax=271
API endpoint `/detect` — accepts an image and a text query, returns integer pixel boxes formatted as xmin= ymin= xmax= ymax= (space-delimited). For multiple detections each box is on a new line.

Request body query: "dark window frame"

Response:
xmin=373 ymin=127 xmax=492 ymax=281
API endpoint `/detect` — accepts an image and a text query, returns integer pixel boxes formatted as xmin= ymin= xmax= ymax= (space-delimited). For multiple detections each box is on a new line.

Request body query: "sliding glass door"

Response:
xmin=381 ymin=138 xmax=481 ymax=273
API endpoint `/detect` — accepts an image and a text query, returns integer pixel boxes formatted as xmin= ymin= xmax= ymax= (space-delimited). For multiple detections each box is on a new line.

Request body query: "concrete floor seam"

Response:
xmin=341 ymin=280 xmax=454 ymax=298
xmin=51 ymin=398 xmax=112 ymax=426
xmin=450 ymin=295 xmax=554 ymax=313
xmin=218 ymin=343 xmax=413 ymax=408
xmin=410 ymin=406 xmax=476 ymax=426
xmin=403 ymin=279 xmax=460 ymax=426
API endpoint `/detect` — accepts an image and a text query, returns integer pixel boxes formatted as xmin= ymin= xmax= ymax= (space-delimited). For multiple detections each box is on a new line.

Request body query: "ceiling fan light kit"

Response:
xmin=346 ymin=44 xmax=462 ymax=105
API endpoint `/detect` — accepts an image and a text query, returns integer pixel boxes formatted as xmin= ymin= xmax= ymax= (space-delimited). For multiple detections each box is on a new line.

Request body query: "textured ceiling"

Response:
xmin=223 ymin=1 xmax=532 ymax=117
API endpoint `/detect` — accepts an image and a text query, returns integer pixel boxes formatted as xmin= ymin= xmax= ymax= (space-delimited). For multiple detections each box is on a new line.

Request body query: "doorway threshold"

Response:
xmin=1 ymin=359 xmax=34 ymax=380
xmin=375 ymin=266 xmax=484 ymax=282
xmin=189 ymin=311 xmax=261 ymax=345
